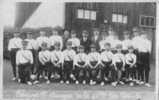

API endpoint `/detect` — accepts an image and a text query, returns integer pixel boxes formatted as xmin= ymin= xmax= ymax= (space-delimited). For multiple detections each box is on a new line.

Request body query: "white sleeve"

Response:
xmin=50 ymin=52 xmax=53 ymax=63
xmin=16 ymin=51 xmax=20 ymax=65
xmin=77 ymin=38 xmax=80 ymax=46
xmin=62 ymin=51 xmax=66 ymax=61
xmin=46 ymin=38 xmax=50 ymax=48
xmin=8 ymin=39 xmax=12 ymax=51
xmin=99 ymin=41 xmax=103 ymax=50
xmin=60 ymin=37 xmax=63 ymax=50
xmin=122 ymin=55 xmax=126 ymax=67
xmin=133 ymin=55 xmax=137 ymax=65
xmin=148 ymin=40 xmax=152 ymax=53
xmin=33 ymin=40 xmax=38 ymax=50
xmin=112 ymin=55 xmax=116 ymax=65
xmin=60 ymin=52 xmax=64 ymax=63
xmin=29 ymin=51 xmax=33 ymax=64
xmin=73 ymin=55 xmax=78 ymax=66
xmin=19 ymin=38 xmax=23 ymax=48
xmin=97 ymin=53 xmax=101 ymax=64
xmin=36 ymin=38 xmax=40 ymax=49
xmin=38 ymin=53 xmax=44 ymax=64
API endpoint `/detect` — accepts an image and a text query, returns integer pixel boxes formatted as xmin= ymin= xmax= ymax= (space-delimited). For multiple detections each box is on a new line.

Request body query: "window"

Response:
xmin=112 ymin=14 xmax=128 ymax=24
xmin=77 ymin=9 xmax=96 ymax=20
xmin=139 ymin=15 xmax=155 ymax=28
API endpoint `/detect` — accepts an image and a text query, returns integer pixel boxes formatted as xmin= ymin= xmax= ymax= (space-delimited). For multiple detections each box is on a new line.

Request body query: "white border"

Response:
xmin=0 ymin=0 xmax=158 ymax=100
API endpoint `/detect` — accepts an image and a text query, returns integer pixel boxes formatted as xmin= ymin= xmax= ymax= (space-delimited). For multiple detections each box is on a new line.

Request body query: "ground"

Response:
xmin=3 ymin=59 xmax=156 ymax=100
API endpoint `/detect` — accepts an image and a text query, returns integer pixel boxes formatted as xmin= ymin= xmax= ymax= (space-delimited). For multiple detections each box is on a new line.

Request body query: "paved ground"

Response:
xmin=3 ymin=59 xmax=156 ymax=100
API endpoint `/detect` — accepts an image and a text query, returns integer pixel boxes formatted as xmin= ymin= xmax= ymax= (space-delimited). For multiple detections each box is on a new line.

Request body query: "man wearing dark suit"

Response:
xmin=80 ymin=30 xmax=91 ymax=53
xmin=91 ymin=28 xmax=101 ymax=51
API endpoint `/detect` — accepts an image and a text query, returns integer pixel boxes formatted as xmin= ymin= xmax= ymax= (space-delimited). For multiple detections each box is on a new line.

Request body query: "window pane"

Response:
xmin=84 ymin=10 xmax=90 ymax=19
xmin=91 ymin=11 xmax=96 ymax=20
xmin=123 ymin=16 xmax=127 ymax=24
xmin=117 ymin=14 xmax=123 ymax=23
xmin=112 ymin=14 xmax=118 ymax=22
xmin=77 ymin=9 xmax=84 ymax=19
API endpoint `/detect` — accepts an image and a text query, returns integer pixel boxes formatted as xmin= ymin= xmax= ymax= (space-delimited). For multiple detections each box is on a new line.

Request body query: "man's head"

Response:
xmin=128 ymin=45 xmax=134 ymax=53
xmin=66 ymin=41 xmax=72 ymax=49
xmin=22 ymin=40 xmax=28 ymax=49
xmin=132 ymin=27 xmax=140 ymax=37
xmin=64 ymin=30 xmax=70 ymax=38
xmin=13 ymin=32 xmax=20 ymax=37
xmin=39 ymin=31 xmax=46 ymax=36
xmin=104 ymin=42 xmax=111 ymax=51
xmin=71 ymin=30 xmax=77 ymax=38
xmin=54 ymin=42 xmax=61 ymax=50
xmin=78 ymin=45 xmax=84 ymax=53
xmin=82 ymin=30 xmax=89 ymax=37
xmin=93 ymin=28 xmax=100 ymax=36
xmin=90 ymin=44 xmax=96 ymax=52
xmin=41 ymin=42 xmax=48 ymax=50
xmin=108 ymin=29 xmax=116 ymax=36
xmin=116 ymin=44 xmax=122 ymax=52
xmin=123 ymin=30 xmax=130 ymax=39
xmin=52 ymin=29 xmax=59 ymax=35
xmin=26 ymin=32 xmax=33 ymax=39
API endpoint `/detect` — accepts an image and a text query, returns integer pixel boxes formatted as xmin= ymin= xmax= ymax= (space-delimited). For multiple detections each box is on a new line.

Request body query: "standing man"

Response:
xmin=131 ymin=27 xmax=143 ymax=85
xmin=91 ymin=28 xmax=101 ymax=51
xmin=106 ymin=28 xmax=121 ymax=53
xmin=16 ymin=40 xmax=33 ymax=85
xmin=8 ymin=32 xmax=22 ymax=80
xmin=80 ymin=30 xmax=91 ymax=53
xmin=36 ymin=30 xmax=50 ymax=51
xmin=25 ymin=32 xmax=38 ymax=74
xmin=99 ymin=31 xmax=108 ymax=52
xmin=62 ymin=30 xmax=70 ymax=50
xmin=138 ymin=32 xmax=151 ymax=87
xmin=122 ymin=30 xmax=132 ymax=54
xmin=67 ymin=30 xmax=80 ymax=52
xmin=49 ymin=29 xmax=63 ymax=50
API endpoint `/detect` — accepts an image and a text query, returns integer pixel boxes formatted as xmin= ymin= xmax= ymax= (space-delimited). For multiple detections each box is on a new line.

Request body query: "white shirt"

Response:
xmin=138 ymin=38 xmax=151 ymax=53
xmin=132 ymin=36 xmax=151 ymax=52
xmin=99 ymin=39 xmax=107 ymax=50
xmin=113 ymin=52 xmax=125 ymax=66
xmin=94 ymin=35 xmax=99 ymax=42
xmin=16 ymin=49 xmax=33 ymax=65
xmin=105 ymin=36 xmax=121 ymax=49
xmin=67 ymin=38 xmax=80 ymax=47
xmin=49 ymin=35 xmax=63 ymax=50
xmin=100 ymin=51 xmax=114 ymax=62
xmin=25 ymin=38 xmax=37 ymax=50
xmin=36 ymin=36 xmax=50 ymax=49
xmin=74 ymin=53 xmax=88 ymax=66
xmin=125 ymin=53 xmax=136 ymax=65
xmin=8 ymin=37 xmax=22 ymax=51
xmin=38 ymin=50 xmax=51 ymax=65
xmin=63 ymin=49 xmax=76 ymax=61
xmin=50 ymin=50 xmax=63 ymax=63
xmin=88 ymin=52 xmax=100 ymax=62
xmin=132 ymin=36 xmax=142 ymax=50
xmin=122 ymin=39 xmax=132 ymax=50
xmin=87 ymin=52 xmax=101 ymax=68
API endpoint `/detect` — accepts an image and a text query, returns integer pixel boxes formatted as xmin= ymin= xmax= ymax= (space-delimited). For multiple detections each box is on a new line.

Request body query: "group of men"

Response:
xmin=8 ymin=27 xmax=151 ymax=87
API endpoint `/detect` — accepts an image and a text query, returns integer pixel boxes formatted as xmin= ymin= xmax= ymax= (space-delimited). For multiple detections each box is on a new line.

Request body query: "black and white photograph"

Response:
xmin=1 ymin=0 xmax=158 ymax=100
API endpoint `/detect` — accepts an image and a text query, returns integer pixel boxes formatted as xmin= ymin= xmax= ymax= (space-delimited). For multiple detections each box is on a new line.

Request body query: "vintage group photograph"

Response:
xmin=2 ymin=1 xmax=157 ymax=100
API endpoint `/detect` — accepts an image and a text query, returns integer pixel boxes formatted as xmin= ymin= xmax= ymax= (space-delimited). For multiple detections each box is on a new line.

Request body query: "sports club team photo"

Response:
xmin=3 ymin=2 xmax=156 ymax=91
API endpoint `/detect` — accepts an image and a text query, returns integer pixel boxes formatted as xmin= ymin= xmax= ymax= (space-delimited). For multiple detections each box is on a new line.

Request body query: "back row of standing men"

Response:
xmin=8 ymin=27 xmax=151 ymax=86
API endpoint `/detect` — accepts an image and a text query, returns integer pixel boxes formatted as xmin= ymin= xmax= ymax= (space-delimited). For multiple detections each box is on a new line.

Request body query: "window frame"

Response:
xmin=112 ymin=13 xmax=128 ymax=24
xmin=76 ymin=8 xmax=97 ymax=21
xmin=139 ymin=15 xmax=155 ymax=28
